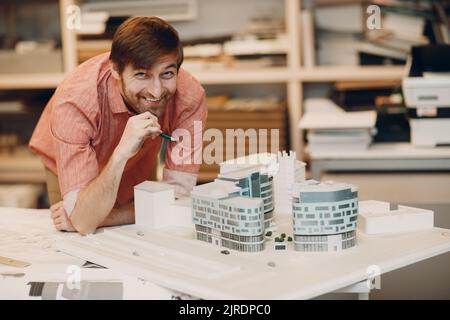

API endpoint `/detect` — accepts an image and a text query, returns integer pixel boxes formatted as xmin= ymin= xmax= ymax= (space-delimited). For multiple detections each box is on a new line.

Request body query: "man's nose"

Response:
xmin=147 ymin=78 xmax=163 ymax=99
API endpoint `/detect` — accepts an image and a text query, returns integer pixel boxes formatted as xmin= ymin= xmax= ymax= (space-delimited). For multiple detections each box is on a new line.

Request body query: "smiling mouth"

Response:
xmin=143 ymin=97 xmax=161 ymax=102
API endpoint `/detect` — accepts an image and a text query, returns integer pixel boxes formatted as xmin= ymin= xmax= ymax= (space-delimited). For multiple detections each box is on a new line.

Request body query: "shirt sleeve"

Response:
xmin=50 ymin=102 xmax=99 ymax=197
xmin=164 ymin=87 xmax=208 ymax=175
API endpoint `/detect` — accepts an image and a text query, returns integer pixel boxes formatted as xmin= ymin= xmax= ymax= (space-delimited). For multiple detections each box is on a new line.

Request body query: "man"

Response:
xmin=29 ymin=17 xmax=207 ymax=235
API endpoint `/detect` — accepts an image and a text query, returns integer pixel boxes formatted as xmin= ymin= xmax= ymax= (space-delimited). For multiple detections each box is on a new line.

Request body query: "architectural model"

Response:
xmin=272 ymin=151 xmax=305 ymax=215
xmin=292 ymin=180 xmax=358 ymax=252
xmin=134 ymin=181 xmax=191 ymax=229
xmin=134 ymin=152 xmax=361 ymax=253
xmin=219 ymin=151 xmax=306 ymax=216
xmin=218 ymin=165 xmax=274 ymax=228
xmin=358 ymin=200 xmax=434 ymax=235
xmin=191 ymin=180 xmax=265 ymax=252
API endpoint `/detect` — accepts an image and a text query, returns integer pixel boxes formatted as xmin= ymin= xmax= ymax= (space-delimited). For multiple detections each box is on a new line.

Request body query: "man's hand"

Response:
xmin=114 ymin=111 xmax=161 ymax=161
xmin=50 ymin=201 xmax=76 ymax=232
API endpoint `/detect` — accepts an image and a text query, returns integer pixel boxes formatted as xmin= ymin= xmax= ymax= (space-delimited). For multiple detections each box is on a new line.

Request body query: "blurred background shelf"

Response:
xmin=0 ymin=73 xmax=65 ymax=90
xmin=190 ymin=68 xmax=293 ymax=84
xmin=299 ymin=65 xmax=406 ymax=82
xmin=0 ymin=146 xmax=45 ymax=183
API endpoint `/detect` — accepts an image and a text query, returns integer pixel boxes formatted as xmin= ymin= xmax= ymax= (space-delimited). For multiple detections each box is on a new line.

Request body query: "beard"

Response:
xmin=120 ymin=80 xmax=170 ymax=118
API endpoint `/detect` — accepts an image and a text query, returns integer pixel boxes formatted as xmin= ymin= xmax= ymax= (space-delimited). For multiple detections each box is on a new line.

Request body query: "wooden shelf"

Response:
xmin=308 ymin=143 xmax=450 ymax=160
xmin=190 ymin=68 xmax=293 ymax=84
xmin=0 ymin=73 xmax=65 ymax=89
xmin=299 ymin=65 xmax=406 ymax=82
xmin=0 ymin=0 xmax=414 ymax=170
xmin=0 ymin=147 xmax=46 ymax=183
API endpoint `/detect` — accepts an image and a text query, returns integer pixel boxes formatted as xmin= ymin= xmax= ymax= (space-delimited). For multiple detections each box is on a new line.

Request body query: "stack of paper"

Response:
xmin=299 ymin=99 xmax=377 ymax=154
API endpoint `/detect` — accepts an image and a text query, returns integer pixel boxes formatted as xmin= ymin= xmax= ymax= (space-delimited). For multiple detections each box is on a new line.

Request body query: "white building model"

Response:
xmin=292 ymin=180 xmax=358 ymax=252
xmin=133 ymin=151 xmax=432 ymax=255
xmin=134 ymin=181 xmax=191 ymax=229
xmin=218 ymin=165 xmax=274 ymax=228
xmin=358 ymin=200 xmax=434 ymax=235
xmin=191 ymin=180 xmax=265 ymax=252
xmin=273 ymin=151 xmax=306 ymax=215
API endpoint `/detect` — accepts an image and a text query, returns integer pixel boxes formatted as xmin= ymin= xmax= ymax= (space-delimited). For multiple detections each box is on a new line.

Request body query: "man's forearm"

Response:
xmin=99 ymin=202 xmax=135 ymax=228
xmin=70 ymin=151 xmax=127 ymax=235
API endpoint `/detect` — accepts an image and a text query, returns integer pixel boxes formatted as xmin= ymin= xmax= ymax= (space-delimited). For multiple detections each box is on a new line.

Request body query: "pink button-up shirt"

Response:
xmin=29 ymin=52 xmax=207 ymax=204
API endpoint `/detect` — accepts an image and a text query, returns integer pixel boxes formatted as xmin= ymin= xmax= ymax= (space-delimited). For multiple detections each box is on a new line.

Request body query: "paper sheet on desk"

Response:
xmin=0 ymin=207 xmax=82 ymax=265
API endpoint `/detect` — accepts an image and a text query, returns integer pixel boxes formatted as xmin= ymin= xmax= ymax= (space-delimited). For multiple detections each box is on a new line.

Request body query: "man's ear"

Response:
xmin=110 ymin=62 xmax=121 ymax=80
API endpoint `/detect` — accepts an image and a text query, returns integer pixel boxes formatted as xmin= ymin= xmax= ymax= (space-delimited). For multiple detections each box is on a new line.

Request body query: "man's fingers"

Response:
xmin=146 ymin=126 xmax=162 ymax=135
xmin=50 ymin=201 xmax=63 ymax=212
xmin=135 ymin=111 xmax=158 ymax=121
xmin=54 ymin=216 xmax=63 ymax=225
xmin=50 ymin=208 xmax=61 ymax=219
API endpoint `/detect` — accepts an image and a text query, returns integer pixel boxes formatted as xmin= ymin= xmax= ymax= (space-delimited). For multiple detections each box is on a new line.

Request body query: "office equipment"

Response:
xmin=403 ymin=45 xmax=450 ymax=146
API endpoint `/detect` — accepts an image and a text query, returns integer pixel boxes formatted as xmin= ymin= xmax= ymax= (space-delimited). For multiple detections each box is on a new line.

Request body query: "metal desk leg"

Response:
xmin=335 ymin=280 xmax=371 ymax=300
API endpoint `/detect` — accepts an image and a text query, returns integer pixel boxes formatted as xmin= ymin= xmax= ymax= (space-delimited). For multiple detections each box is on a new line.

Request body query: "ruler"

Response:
xmin=0 ymin=256 xmax=30 ymax=268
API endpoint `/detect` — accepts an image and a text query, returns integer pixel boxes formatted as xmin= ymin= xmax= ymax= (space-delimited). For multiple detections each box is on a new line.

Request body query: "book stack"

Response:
xmin=360 ymin=9 xmax=428 ymax=65
xmin=310 ymin=1 xmax=450 ymax=66
xmin=360 ymin=0 xmax=450 ymax=65
xmin=299 ymin=98 xmax=377 ymax=155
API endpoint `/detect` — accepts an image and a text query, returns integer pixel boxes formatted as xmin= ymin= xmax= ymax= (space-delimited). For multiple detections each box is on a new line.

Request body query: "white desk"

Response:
xmin=57 ymin=214 xmax=450 ymax=300
xmin=3 ymin=207 xmax=450 ymax=299
xmin=0 ymin=208 xmax=175 ymax=300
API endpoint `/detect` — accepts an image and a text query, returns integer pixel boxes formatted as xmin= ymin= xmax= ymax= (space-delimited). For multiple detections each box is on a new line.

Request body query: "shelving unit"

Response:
xmin=181 ymin=0 xmax=406 ymax=162
xmin=0 ymin=73 xmax=66 ymax=90
xmin=308 ymin=143 xmax=450 ymax=179
xmin=298 ymin=65 xmax=406 ymax=82
xmin=0 ymin=0 xmax=77 ymax=183
xmin=0 ymin=147 xmax=46 ymax=183
xmin=0 ymin=0 xmax=413 ymax=185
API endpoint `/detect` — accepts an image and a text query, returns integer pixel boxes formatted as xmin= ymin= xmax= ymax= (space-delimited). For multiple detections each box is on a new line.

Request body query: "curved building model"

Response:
xmin=292 ymin=180 xmax=358 ymax=252
xmin=191 ymin=180 xmax=265 ymax=252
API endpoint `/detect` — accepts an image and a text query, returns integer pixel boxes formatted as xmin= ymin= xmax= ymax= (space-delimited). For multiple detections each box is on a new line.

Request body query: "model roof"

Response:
xmin=191 ymin=180 xmax=241 ymax=199
xmin=221 ymin=196 xmax=263 ymax=207
xmin=293 ymin=180 xmax=358 ymax=194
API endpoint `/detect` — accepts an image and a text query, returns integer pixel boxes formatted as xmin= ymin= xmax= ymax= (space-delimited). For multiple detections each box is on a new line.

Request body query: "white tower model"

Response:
xmin=273 ymin=151 xmax=306 ymax=215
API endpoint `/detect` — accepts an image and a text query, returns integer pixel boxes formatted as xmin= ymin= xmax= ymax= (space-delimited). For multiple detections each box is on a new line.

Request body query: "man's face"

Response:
xmin=112 ymin=53 xmax=178 ymax=118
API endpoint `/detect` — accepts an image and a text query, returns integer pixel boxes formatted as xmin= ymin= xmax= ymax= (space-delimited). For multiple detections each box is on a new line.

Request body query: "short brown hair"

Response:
xmin=110 ymin=16 xmax=183 ymax=73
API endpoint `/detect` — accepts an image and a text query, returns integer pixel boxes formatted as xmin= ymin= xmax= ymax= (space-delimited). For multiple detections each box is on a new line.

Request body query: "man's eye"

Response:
xmin=135 ymin=72 xmax=146 ymax=78
xmin=162 ymin=71 xmax=175 ymax=79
